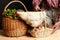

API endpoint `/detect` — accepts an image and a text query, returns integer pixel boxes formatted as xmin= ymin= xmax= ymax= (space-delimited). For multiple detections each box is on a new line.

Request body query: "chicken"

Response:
xmin=16 ymin=11 xmax=52 ymax=28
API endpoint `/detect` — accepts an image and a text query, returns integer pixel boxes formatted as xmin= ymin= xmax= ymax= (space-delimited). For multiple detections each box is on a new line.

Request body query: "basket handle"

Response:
xmin=4 ymin=1 xmax=28 ymax=11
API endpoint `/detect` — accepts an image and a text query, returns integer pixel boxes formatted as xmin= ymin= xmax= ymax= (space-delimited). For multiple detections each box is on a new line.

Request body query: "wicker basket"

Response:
xmin=2 ymin=1 xmax=28 ymax=37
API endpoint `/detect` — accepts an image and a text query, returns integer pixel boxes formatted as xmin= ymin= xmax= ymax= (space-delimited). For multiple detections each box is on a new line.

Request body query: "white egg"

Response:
xmin=30 ymin=27 xmax=53 ymax=38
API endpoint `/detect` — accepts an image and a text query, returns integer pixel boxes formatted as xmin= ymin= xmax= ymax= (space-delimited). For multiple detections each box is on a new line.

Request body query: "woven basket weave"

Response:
xmin=2 ymin=1 xmax=28 ymax=37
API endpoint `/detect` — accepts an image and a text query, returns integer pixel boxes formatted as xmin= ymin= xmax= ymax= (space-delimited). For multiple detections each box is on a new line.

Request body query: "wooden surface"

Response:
xmin=0 ymin=29 xmax=60 ymax=40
